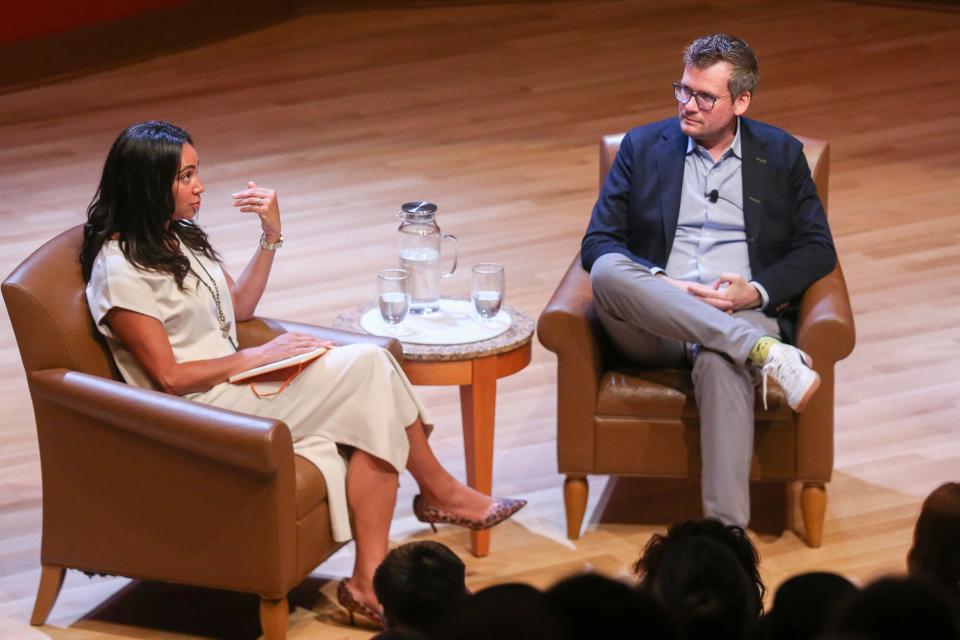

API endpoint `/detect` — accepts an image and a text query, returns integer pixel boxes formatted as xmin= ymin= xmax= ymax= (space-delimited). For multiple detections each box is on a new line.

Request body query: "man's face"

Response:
xmin=677 ymin=62 xmax=751 ymax=147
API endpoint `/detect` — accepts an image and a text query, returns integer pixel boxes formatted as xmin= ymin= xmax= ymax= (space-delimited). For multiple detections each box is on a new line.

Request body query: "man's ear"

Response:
xmin=733 ymin=91 xmax=752 ymax=116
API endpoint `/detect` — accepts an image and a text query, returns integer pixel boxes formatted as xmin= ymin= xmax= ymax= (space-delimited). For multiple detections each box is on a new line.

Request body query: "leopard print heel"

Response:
xmin=336 ymin=579 xmax=384 ymax=629
xmin=412 ymin=495 xmax=527 ymax=531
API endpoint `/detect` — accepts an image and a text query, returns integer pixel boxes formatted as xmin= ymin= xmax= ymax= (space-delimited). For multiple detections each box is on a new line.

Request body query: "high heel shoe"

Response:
xmin=413 ymin=494 xmax=527 ymax=532
xmin=336 ymin=579 xmax=384 ymax=629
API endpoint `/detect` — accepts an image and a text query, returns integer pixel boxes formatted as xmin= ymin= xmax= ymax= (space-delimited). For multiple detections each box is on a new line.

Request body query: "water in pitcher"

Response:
xmin=400 ymin=247 xmax=441 ymax=313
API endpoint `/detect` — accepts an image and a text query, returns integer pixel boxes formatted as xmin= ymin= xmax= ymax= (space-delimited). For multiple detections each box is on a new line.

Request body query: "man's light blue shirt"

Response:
xmin=653 ymin=118 xmax=769 ymax=309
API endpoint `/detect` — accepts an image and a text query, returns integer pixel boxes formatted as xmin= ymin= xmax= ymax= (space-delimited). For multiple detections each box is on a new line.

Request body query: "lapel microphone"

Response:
xmin=706 ymin=189 xmax=719 ymax=203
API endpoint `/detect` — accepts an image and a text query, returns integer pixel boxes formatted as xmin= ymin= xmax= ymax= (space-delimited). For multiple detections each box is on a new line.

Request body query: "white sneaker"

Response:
xmin=761 ymin=343 xmax=820 ymax=412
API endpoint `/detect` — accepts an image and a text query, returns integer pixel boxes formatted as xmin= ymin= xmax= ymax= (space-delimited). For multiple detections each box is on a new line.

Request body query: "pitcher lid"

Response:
xmin=400 ymin=201 xmax=438 ymax=220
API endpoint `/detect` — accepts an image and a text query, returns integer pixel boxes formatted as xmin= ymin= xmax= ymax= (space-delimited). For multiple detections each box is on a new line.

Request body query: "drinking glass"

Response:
xmin=377 ymin=269 xmax=410 ymax=330
xmin=471 ymin=263 xmax=504 ymax=321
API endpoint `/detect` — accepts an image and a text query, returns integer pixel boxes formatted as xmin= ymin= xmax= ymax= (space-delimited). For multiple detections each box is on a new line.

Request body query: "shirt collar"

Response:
xmin=686 ymin=117 xmax=742 ymax=159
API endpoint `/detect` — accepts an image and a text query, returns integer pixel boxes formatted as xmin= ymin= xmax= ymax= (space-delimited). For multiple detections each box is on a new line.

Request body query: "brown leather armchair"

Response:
xmin=2 ymin=226 xmax=402 ymax=639
xmin=537 ymin=134 xmax=855 ymax=547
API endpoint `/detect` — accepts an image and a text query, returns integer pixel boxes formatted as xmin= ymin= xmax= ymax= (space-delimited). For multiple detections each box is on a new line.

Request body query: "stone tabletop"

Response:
xmin=334 ymin=298 xmax=535 ymax=361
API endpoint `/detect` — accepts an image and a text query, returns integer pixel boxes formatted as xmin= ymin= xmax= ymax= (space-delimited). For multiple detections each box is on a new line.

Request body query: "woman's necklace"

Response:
xmin=185 ymin=245 xmax=239 ymax=352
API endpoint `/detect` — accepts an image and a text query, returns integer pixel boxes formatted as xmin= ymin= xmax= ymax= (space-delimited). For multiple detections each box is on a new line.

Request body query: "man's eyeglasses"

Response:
xmin=673 ymin=82 xmax=730 ymax=112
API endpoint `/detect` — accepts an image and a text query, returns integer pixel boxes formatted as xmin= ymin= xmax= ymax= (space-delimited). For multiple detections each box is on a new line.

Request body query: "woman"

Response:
xmin=80 ymin=121 xmax=525 ymax=625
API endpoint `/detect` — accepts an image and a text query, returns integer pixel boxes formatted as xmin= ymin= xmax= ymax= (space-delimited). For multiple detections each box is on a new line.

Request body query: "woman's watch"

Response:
xmin=260 ymin=234 xmax=284 ymax=251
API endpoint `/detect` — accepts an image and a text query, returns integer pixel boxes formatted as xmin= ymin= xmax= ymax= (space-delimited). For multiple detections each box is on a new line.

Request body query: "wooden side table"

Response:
xmin=335 ymin=301 xmax=535 ymax=556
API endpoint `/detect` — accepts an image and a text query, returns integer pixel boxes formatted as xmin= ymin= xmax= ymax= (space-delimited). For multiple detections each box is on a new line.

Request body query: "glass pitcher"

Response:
xmin=397 ymin=201 xmax=458 ymax=314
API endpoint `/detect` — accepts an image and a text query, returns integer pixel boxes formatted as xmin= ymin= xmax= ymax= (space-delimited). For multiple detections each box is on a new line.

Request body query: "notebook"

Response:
xmin=228 ymin=346 xmax=328 ymax=383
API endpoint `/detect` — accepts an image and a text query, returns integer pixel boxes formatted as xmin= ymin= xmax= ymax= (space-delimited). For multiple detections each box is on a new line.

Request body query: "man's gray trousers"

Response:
xmin=589 ymin=253 xmax=780 ymax=527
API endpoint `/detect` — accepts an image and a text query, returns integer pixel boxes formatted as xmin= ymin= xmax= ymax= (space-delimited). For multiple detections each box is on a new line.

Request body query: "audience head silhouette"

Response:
xmin=826 ymin=576 xmax=960 ymax=640
xmin=431 ymin=582 xmax=569 ymax=640
xmin=371 ymin=630 xmax=426 ymax=640
xmin=907 ymin=481 xmax=960 ymax=603
xmin=545 ymin=572 xmax=678 ymax=640
xmin=373 ymin=541 xmax=468 ymax=634
xmin=635 ymin=518 xmax=765 ymax=619
xmin=750 ymin=571 xmax=858 ymax=640
xmin=639 ymin=535 xmax=754 ymax=640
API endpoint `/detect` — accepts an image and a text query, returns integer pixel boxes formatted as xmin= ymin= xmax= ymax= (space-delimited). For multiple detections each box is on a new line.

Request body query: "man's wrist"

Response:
xmin=749 ymin=281 xmax=769 ymax=309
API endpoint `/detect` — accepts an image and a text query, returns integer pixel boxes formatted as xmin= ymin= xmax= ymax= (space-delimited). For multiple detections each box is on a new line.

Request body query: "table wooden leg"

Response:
xmin=459 ymin=354 xmax=498 ymax=557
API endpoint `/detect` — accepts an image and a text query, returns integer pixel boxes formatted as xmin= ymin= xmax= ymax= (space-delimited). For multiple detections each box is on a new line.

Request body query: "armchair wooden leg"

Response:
xmin=259 ymin=597 xmax=289 ymax=640
xmin=564 ymin=475 xmax=588 ymax=540
xmin=30 ymin=565 xmax=65 ymax=626
xmin=801 ymin=483 xmax=827 ymax=548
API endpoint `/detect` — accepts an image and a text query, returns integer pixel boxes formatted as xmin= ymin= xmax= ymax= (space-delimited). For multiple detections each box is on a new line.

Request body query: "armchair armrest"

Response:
xmin=537 ymin=254 xmax=606 ymax=472
xmin=237 ymin=316 xmax=403 ymax=361
xmin=793 ymin=262 xmax=856 ymax=481
xmin=29 ymin=369 xmax=289 ymax=476
xmin=795 ymin=263 xmax=855 ymax=366
xmin=28 ymin=369 xmax=298 ymax=596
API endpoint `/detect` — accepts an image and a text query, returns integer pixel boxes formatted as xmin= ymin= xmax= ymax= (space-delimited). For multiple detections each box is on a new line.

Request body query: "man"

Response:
xmin=372 ymin=541 xmax=469 ymax=635
xmin=581 ymin=34 xmax=836 ymax=527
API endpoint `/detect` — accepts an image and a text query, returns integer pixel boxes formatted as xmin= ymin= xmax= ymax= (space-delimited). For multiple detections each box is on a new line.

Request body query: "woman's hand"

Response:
xmin=250 ymin=332 xmax=333 ymax=366
xmin=232 ymin=181 xmax=281 ymax=242
xmin=225 ymin=181 xmax=284 ymax=322
xmin=107 ymin=308 xmax=335 ymax=395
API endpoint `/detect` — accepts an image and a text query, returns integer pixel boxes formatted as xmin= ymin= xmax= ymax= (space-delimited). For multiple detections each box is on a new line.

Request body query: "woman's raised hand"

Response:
xmin=232 ymin=180 xmax=281 ymax=242
xmin=253 ymin=332 xmax=332 ymax=365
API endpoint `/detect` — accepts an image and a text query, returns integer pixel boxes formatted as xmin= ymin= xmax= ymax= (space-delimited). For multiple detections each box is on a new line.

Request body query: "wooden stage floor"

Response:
xmin=1 ymin=1 xmax=959 ymax=637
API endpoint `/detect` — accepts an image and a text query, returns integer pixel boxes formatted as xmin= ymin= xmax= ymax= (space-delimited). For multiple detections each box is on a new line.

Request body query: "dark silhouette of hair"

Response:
xmin=80 ymin=120 xmax=218 ymax=287
xmin=634 ymin=518 xmax=766 ymax=618
xmin=640 ymin=536 xmax=754 ymax=640
xmin=431 ymin=583 xmax=569 ymax=640
xmin=826 ymin=576 xmax=960 ymax=640
xmin=371 ymin=630 xmax=426 ymax=640
xmin=908 ymin=482 xmax=960 ymax=602
xmin=545 ymin=572 xmax=678 ymax=640
xmin=750 ymin=571 xmax=858 ymax=640
xmin=372 ymin=541 xmax=468 ymax=634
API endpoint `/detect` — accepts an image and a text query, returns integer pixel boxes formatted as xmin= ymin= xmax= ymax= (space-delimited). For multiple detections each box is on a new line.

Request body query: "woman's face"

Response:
xmin=171 ymin=143 xmax=204 ymax=221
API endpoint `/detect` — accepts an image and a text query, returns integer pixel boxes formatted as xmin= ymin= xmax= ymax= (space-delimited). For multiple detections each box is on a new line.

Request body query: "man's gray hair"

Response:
xmin=683 ymin=34 xmax=759 ymax=97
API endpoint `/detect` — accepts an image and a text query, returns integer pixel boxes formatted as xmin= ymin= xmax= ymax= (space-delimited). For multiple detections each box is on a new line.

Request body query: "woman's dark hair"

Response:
xmin=79 ymin=120 xmax=218 ymax=287
xmin=907 ymin=482 xmax=960 ymax=599
xmin=634 ymin=518 xmax=766 ymax=618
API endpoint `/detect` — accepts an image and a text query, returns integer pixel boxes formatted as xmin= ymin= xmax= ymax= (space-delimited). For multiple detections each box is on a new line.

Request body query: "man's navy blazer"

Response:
xmin=581 ymin=116 xmax=836 ymax=343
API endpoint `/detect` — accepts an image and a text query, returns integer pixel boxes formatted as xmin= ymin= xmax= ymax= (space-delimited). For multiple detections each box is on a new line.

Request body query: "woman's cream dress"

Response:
xmin=86 ymin=240 xmax=430 ymax=542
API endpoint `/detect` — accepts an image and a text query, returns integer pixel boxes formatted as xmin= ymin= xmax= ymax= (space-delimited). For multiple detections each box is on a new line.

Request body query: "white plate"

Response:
xmin=359 ymin=298 xmax=511 ymax=345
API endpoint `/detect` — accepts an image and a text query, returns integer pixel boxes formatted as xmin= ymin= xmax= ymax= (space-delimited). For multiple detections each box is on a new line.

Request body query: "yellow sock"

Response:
xmin=749 ymin=336 xmax=781 ymax=365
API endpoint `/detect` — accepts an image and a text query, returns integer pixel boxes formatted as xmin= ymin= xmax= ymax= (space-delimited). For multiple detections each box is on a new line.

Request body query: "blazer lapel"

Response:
xmin=740 ymin=118 xmax=767 ymax=260
xmin=655 ymin=124 xmax=688 ymax=259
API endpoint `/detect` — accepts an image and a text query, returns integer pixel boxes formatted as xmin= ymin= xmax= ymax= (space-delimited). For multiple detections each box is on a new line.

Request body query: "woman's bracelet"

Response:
xmin=260 ymin=234 xmax=284 ymax=251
